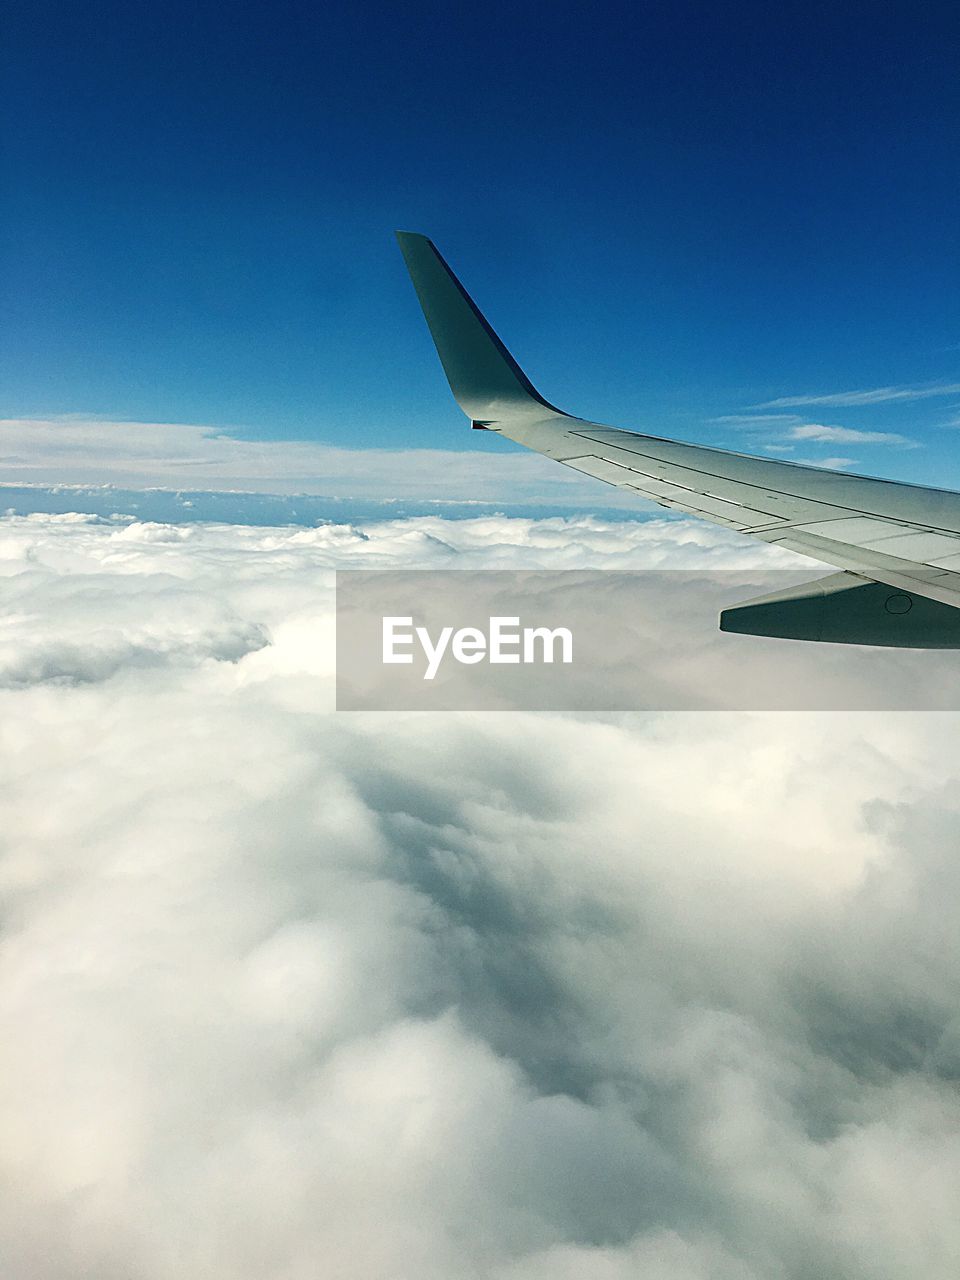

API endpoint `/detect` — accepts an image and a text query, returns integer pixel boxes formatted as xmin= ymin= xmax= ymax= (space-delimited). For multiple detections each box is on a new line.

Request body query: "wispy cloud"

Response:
xmin=710 ymin=414 xmax=800 ymax=425
xmin=788 ymin=424 xmax=917 ymax=446
xmin=756 ymin=382 xmax=960 ymax=408
xmin=789 ymin=455 xmax=857 ymax=470
xmin=714 ymin=413 xmax=917 ymax=449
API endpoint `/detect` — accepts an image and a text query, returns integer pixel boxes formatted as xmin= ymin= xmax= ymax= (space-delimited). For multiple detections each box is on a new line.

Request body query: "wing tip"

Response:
xmin=395 ymin=229 xmax=434 ymax=247
xmin=395 ymin=230 xmax=568 ymax=422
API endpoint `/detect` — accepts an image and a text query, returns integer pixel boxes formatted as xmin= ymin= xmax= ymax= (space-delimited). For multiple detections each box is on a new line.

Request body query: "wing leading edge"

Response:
xmin=397 ymin=232 xmax=960 ymax=644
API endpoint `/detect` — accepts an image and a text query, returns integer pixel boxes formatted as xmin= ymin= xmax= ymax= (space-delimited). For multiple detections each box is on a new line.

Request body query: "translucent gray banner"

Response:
xmin=335 ymin=570 xmax=960 ymax=710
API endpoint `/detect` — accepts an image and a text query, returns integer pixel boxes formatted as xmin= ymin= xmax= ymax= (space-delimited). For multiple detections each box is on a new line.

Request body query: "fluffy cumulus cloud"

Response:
xmin=2 ymin=511 xmax=960 ymax=1279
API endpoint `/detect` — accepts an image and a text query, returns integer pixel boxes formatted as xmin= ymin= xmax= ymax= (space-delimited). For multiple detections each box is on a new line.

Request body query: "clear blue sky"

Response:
xmin=3 ymin=0 xmax=960 ymax=484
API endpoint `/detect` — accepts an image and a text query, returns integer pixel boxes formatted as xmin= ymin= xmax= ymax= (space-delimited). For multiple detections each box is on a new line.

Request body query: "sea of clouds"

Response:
xmin=2 ymin=509 xmax=960 ymax=1279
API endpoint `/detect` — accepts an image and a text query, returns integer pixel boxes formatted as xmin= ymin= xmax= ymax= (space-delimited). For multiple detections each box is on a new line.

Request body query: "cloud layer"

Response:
xmin=1 ymin=512 xmax=960 ymax=1278
xmin=0 ymin=418 xmax=649 ymax=509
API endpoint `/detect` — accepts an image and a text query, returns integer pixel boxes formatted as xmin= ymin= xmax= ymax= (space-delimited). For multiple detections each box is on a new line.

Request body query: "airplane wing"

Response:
xmin=397 ymin=231 xmax=960 ymax=646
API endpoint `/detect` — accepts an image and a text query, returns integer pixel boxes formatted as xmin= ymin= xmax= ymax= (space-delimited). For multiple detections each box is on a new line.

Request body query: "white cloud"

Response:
xmin=0 ymin=417 xmax=608 ymax=506
xmin=0 ymin=418 xmax=656 ymax=510
xmin=756 ymin=383 xmax=960 ymax=408
xmin=710 ymin=415 xmax=800 ymax=426
xmin=787 ymin=455 xmax=858 ymax=470
xmin=711 ymin=414 xmax=917 ymax=454
xmin=1 ymin=511 xmax=960 ymax=1278
xmin=788 ymin=424 xmax=916 ymax=446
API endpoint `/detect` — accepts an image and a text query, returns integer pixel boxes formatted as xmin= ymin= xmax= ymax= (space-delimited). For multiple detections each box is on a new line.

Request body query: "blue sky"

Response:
xmin=3 ymin=0 xmax=960 ymax=489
